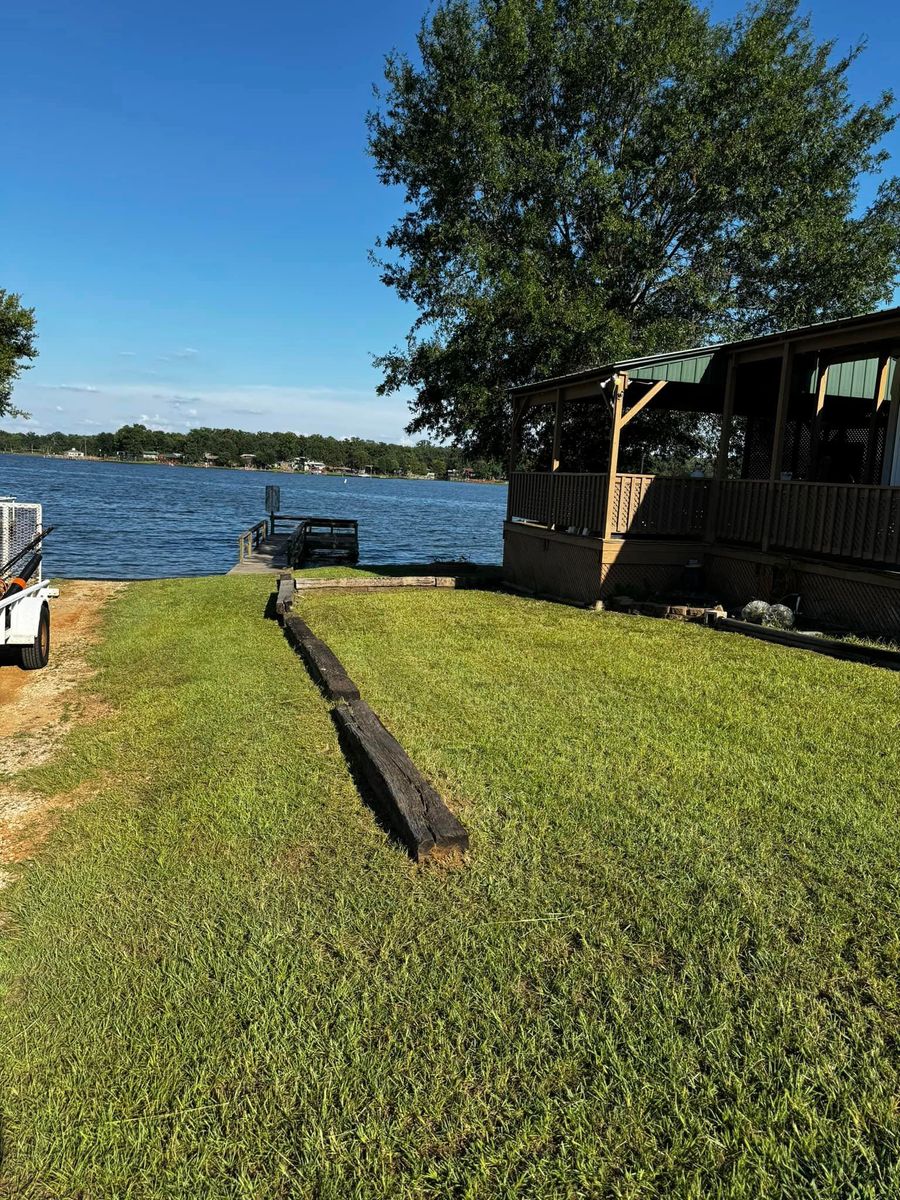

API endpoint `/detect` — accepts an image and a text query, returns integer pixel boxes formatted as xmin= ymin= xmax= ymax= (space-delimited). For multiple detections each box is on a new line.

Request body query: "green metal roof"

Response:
xmin=628 ymin=352 xmax=719 ymax=386
xmin=807 ymin=357 xmax=896 ymax=400
xmin=628 ymin=352 xmax=896 ymax=398
xmin=509 ymin=305 xmax=900 ymax=400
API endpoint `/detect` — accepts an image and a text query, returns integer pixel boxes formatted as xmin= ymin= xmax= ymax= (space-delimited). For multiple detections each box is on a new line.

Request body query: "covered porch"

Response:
xmin=504 ymin=308 xmax=900 ymax=632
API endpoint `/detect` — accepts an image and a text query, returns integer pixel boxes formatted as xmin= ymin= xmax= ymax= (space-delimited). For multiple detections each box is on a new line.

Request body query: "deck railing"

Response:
xmin=237 ymin=518 xmax=269 ymax=562
xmin=507 ymin=471 xmax=900 ymax=567
xmin=506 ymin=471 xmax=608 ymax=531
xmin=609 ymin=474 xmax=709 ymax=537
xmin=507 ymin=472 xmax=709 ymax=537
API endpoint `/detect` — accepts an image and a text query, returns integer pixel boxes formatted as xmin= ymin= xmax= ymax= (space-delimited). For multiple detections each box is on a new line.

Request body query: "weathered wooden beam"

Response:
xmin=275 ymin=572 xmax=295 ymax=616
xmin=619 ymin=379 xmax=667 ymax=428
xmin=711 ymin=615 xmax=900 ymax=672
xmin=282 ymin=615 xmax=360 ymax=702
xmin=333 ymin=699 xmax=469 ymax=861
xmin=291 ymin=575 xmax=473 ymax=592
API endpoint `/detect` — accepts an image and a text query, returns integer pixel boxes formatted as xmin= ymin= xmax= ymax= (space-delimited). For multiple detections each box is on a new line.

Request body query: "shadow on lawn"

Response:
xmin=329 ymin=709 xmax=413 ymax=860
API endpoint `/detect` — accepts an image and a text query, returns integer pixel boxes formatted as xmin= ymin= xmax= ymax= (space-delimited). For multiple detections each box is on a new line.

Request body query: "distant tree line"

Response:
xmin=0 ymin=423 xmax=505 ymax=478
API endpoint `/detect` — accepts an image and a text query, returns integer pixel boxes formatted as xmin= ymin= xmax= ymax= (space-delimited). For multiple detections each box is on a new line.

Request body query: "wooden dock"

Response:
xmin=229 ymin=514 xmax=359 ymax=575
xmin=228 ymin=520 xmax=290 ymax=575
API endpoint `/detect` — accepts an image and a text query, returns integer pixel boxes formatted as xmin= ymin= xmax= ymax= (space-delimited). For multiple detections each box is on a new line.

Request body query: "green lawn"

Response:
xmin=1 ymin=575 xmax=899 ymax=1198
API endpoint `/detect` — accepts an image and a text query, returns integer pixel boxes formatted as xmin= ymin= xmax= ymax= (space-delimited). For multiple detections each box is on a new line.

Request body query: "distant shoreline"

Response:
xmin=0 ymin=451 xmax=507 ymax=485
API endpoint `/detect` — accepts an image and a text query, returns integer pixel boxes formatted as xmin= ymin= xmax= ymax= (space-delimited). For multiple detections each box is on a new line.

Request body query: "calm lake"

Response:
xmin=0 ymin=454 xmax=507 ymax=579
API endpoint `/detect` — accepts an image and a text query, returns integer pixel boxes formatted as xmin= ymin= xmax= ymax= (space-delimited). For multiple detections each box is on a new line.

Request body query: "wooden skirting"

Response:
xmin=704 ymin=543 xmax=900 ymax=592
xmin=503 ymin=520 xmax=900 ymax=632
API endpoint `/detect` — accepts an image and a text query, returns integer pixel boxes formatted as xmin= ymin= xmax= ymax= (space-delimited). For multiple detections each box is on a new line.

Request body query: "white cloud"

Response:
xmin=14 ymin=380 xmax=415 ymax=442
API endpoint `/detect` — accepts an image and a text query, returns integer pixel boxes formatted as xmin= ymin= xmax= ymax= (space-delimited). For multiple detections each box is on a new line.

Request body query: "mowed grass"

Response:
xmin=1 ymin=575 xmax=899 ymax=1198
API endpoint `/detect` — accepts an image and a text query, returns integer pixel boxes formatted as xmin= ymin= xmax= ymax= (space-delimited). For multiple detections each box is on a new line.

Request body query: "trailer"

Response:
xmin=0 ymin=581 xmax=53 ymax=669
xmin=0 ymin=498 xmax=54 ymax=671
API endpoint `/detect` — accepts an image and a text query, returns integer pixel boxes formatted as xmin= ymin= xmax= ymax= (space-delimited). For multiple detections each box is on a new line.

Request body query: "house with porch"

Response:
xmin=504 ymin=307 xmax=900 ymax=634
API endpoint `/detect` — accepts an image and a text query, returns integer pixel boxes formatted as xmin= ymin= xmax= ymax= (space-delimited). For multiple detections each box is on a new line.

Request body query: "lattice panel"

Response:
xmin=706 ymin=553 xmax=900 ymax=635
xmin=503 ymin=526 xmax=602 ymax=604
xmin=782 ymin=417 xmax=813 ymax=479
xmin=599 ymin=562 xmax=694 ymax=601
xmin=742 ymin=416 xmax=775 ymax=479
xmin=0 ymin=501 xmax=42 ymax=584
xmin=704 ymin=555 xmax=774 ymax=605
xmin=791 ymin=570 xmax=900 ymax=636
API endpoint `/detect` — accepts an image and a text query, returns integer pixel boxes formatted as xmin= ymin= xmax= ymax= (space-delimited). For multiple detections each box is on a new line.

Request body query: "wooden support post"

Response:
xmin=882 ymin=360 xmax=900 ymax=486
xmin=810 ymin=359 xmax=829 ymax=481
xmin=507 ymin=397 xmax=523 ymax=520
xmin=864 ymin=354 xmax=891 ymax=483
xmin=704 ymin=355 xmax=736 ymax=543
xmin=761 ymin=343 xmax=794 ymax=552
xmin=551 ymin=389 xmax=562 ymax=472
xmin=508 ymin=396 xmax=523 ymax=477
xmin=275 ymin=572 xmax=295 ymax=617
xmin=601 ymin=375 xmax=625 ymax=541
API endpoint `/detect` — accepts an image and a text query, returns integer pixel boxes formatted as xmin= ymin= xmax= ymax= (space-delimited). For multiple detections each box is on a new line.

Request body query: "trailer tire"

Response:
xmin=20 ymin=602 xmax=50 ymax=671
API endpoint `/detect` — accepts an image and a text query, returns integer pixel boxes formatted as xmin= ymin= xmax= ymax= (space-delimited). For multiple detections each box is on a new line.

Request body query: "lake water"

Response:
xmin=0 ymin=454 xmax=507 ymax=579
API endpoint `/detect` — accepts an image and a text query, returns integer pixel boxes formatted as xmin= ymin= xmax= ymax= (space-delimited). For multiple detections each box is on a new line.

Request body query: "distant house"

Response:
xmin=303 ymin=460 xmax=326 ymax=474
xmin=65 ymin=447 xmax=84 ymax=459
xmin=203 ymin=453 xmax=218 ymax=466
xmin=142 ymin=451 xmax=159 ymax=461
xmin=239 ymin=453 xmax=256 ymax=469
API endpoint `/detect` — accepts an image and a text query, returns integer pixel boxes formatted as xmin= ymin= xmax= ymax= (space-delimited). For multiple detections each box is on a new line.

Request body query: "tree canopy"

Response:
xmin=369 ymin=0 xmax=900 ymax=456
xmin=0 ymin=423 xmax=504 ymax=478
xmin=0 ymin=290 xmax=37 ymax=419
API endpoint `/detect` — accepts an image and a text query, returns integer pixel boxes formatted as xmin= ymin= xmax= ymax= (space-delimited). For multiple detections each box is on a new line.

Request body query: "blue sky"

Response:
xmin=3 ymin=0 xmax=899 ymax=442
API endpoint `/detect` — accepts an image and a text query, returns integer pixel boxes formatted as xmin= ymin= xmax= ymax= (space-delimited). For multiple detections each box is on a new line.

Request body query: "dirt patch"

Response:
xmin=0 ymin=581 xmax=125 ymax=891
xmin=0 ymin=581 xmax=125 ymax=773
xmin=0 ymin=780 xmax=100 ymax=891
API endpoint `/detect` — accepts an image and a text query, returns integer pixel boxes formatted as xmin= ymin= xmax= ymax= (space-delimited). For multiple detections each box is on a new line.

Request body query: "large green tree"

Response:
xmin=369 ymin=0 xmax=900 ymax=456
xmin=0 ymin=290 xmax=38 ymax=418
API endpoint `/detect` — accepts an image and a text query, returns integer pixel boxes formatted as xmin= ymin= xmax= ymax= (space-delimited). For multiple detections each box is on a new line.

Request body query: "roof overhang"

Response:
xmin=510 ymin=305 xmax=900 ymax=406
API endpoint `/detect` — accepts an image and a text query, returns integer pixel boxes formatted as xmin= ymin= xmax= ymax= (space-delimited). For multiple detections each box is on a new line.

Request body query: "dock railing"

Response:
xmin=237 ymin=518 xmax=269 ymax=563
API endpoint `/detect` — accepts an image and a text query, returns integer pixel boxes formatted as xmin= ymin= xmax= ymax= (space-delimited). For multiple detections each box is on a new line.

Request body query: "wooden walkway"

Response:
xmin=227 ymin=532 xmax=290 ymax=575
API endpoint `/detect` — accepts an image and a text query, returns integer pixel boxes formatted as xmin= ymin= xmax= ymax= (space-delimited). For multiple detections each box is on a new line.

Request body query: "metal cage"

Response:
xmin=0 ymin=498 xmax=43 ymax=584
